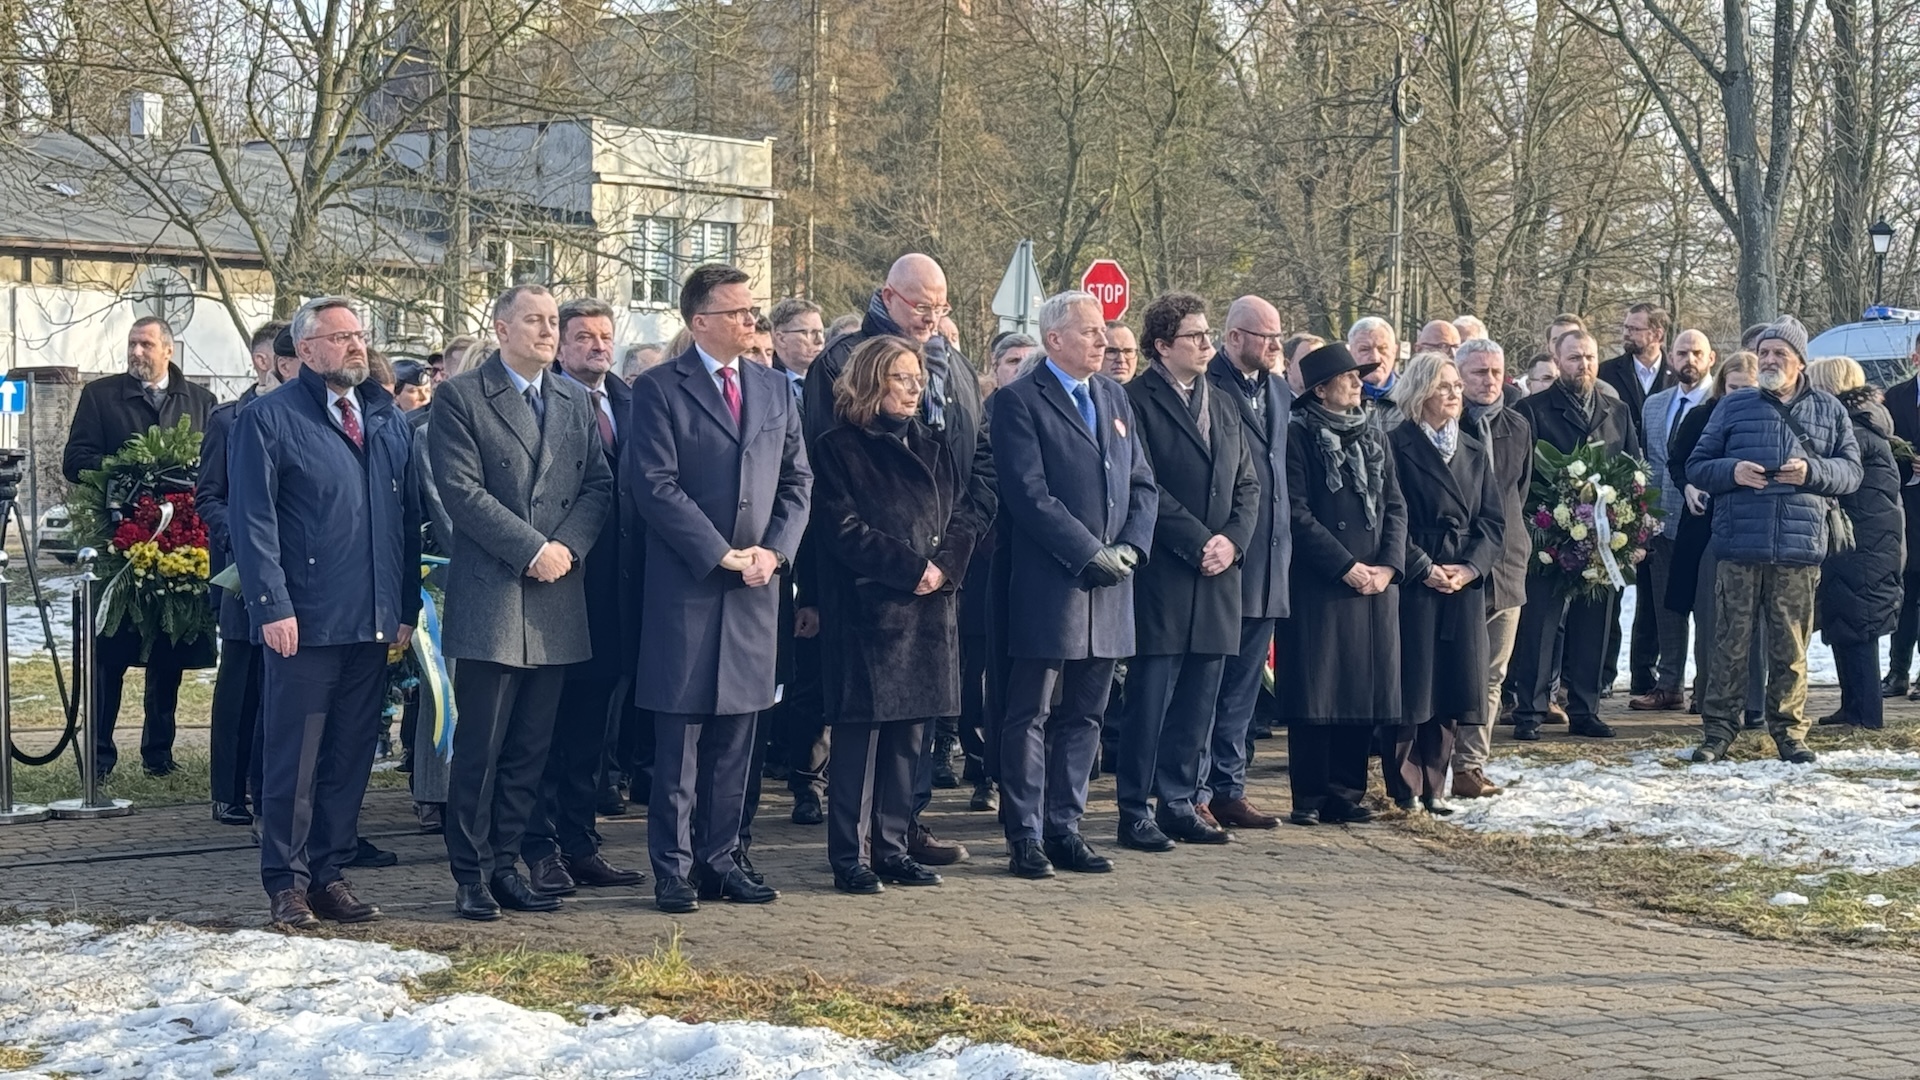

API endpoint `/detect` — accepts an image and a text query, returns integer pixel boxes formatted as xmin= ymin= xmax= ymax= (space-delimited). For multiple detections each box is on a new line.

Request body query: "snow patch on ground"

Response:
xmin=1464 ymin=750 xmax=1920 ymax=873
xmin=1613 ymin=586 xmax=1885 ymax=689
xmin=0 ymin=922 xmax=1238 ymax=1080
xmin=5 ymin=571 xmax=77 ymax=661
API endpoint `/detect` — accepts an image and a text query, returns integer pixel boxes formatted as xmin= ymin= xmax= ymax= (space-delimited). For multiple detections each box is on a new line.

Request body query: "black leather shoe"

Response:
xmin=969 ymin=779 xmax=999 ymax=812
xmin=308 ymin=879 xmax=380 ymax=923
xmin=596 ymin=796 xmax=627 ymax=817
xmin=1156 ymin=811 xmax=1230 ymax=845
xmin=1882 ymin=673 xmax=1910 ymax=698
xmin=733 ymin=850 xmax=766 ymax=885
xmin=1568 ymin=717 xmax=1617 ymax=738
xmin=876 ymin=855 xmax=943 ymax=886
xmin=1323 ymin=802 xmax=1376 ymax=824
xmin=490 ymin=871 xmax=562 ymax=912
xmin=415 ymin=802 xmax=444 ymax=834
xmin=697 ymin=866 xmax=779 ymax=904
xmin=455 ymin=882 xmax=501 ymax=921
xmin=348 ymin=837 xmax=398 ymax=868
xmin=1512 ymin=720 xmax=1543 ymax=741
xmin=1007 ymin=838 xmax=1056 ymax=879
xmin=527 ymin=854 xmax=578 ymax=896
xmin=655 ymin=875 xmax=699 ymax=913
xmin=1691 ymin=739 xmax=1731 ymax=763
xmin=1774 ymin=735 xmax=1817 ymax=765
xmin=1043 ymin=834 xmax=1113 ymax=873
xmin=270 ymin=887 xmax=320 ymax=928
xmin=1118 ymin=819 xmax=1175 ymax=852
xmin=1287 ymin=807 xmax=1321 ymax=826
xmin=142 ymin=757 xmax=179 ymax=778
xmin=212 ymin=802 xmax=252 ymax=826
xmin=791 ymin=793 xmax=824 ymax=825
xmin=834 ymin=865 xmax=884 ymax=894
xmin=566 ymin=852 xmax=644 ymax=888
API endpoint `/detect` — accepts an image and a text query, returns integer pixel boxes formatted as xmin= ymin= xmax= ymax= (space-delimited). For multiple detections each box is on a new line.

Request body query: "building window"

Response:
xmin=629 ymin=217 xmax=736 ymax=308
xmin=511 ymin=241 xmax=552 ymax=286
xmin=686 ymin=221 xmax=735 ymax=267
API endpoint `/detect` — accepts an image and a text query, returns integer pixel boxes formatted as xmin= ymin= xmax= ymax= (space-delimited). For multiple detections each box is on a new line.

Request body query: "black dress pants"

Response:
xmin=1381 ymin=719 xmax=1458 ymax=804
xmin=649 ymin=711 xmax=756 ymax=882
xmin=444 ymin=660 xmax=566 ymax=885
xmin=1286 ymin=724 xmax=1371 ymax=814
xmin=777 ymin=632 xmax=830 ymax=799
xmin=1889 ymin=571 xmax=1920 ymax=682
xmin=209 ymin=638 xmax=263 ymax=807
xmin=523 ymin=671 xmax=623 ymax=864
xmin=258 ymin=642 xmax=387 ymax=897
xmin=999 ymin=657 xmax=1111 ymax=843
xmin=1511 ymin=577 xmax=1614 ymax=725
xmin=958 ymin=632 xmax=990 ymax=782
xmin=93 ymin=629 xmax=187 ymax=774
xmin=1117 ymin=652 xmax=1223 ymax=826
xmin=827 ymin=719 xmax=928 ymax=873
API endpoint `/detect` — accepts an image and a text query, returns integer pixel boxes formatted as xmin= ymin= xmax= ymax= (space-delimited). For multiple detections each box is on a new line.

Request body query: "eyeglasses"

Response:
xmin=777 ymin=327 xmax=826 ymax=342
xmin=890 ymin=294 xmax=952 ymax=320
xmin=888 ymin=373 xmax=928 ymax=389
xmin=1230 ymin=327 xmax=1286 ymax=344
xmin=308 ymin=330 xmax=368 ymax=347
xmin=1171 ymin=330 xmax=1212 ymax=345
xmin=697 ymin=306 xmax=763 ymax=324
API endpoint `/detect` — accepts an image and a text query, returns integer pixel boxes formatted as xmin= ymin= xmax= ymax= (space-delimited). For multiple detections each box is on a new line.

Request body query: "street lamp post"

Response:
xmin=1870 ymin=218 xmax=1895 ymax=306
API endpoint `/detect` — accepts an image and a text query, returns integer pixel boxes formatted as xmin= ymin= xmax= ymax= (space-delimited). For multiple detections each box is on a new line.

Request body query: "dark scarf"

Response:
xmin=867 ymin=291 xmax=950 ymax=430
xmin=1151 ymin=360 xmax=1211 ymax=448
xmin=1466 ymin=394 xmax=1505 ymax=440
xmin=1556 ymin=377 xmax=1598 ymax=426
xmin=1294 ymin=398 xmax=1385 ymax=530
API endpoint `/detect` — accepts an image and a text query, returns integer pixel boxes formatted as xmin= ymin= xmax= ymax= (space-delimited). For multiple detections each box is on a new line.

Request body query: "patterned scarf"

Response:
xmin=1294 ymin=398 xmax=1385 ymax=530
xmin=1422 ymin=418 xmax=1460 ymax=463
xmin=867 ymin=291 xmax=950 ymax=430
xmin=1152 ymin=360 xmax=1211 ymax=448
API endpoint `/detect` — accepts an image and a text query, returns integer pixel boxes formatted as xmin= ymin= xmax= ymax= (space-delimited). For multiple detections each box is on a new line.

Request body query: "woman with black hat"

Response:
xmin=1279 ymin=342 xmax=1408 ymax=825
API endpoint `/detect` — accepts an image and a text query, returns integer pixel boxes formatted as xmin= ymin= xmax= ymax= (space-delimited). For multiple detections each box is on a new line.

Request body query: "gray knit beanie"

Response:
xmin=1754 ymin=316 xmax=1810 ymax=361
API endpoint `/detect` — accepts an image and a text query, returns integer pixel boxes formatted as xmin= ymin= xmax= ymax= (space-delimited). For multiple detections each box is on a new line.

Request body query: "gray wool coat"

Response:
xmin=429 ymin=354 xmax=613 ymax=667
xmin=626 ymin=347 xmax=813 ymax=716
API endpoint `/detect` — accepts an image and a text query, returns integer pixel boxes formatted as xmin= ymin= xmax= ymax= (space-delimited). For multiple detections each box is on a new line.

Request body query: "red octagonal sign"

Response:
xmin=1081 ymin=259 xmax=1130 ymax=322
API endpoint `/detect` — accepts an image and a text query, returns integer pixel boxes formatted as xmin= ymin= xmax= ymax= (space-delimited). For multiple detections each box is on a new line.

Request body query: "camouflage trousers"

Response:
xmin=1701 ymin=560 xmax=1820 ymax=745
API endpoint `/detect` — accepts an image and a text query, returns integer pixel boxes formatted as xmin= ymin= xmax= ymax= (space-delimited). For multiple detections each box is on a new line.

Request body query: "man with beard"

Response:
xmin=1630 ymin=329 xmax=1714 ymax=712
xmin=231 ymin=297 xmax=421 ymax=927
xmin=62 ymin=316 xmax=219 ymax=779
xmin=1599 ymin=303 xmax=1675 ymax=695
xmin=1509 ymin=328 xmax=1641 ymax=741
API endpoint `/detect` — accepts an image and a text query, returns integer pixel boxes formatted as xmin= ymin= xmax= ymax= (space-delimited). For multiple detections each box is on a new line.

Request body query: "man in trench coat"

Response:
xmin=628 ymin=263 xmax=812 ymax=913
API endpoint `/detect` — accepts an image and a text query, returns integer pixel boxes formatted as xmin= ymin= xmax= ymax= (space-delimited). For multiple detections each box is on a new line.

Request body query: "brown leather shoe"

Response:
xmin=1629 ymin=688 xmax=1685 ymax=711
xmin=270 ymin=887 xmax=320 ymax=928
xmin=1546 ymin=701 xmax=1570 ymax=725
xmin=527 ymin=854 xmax=578 ymax=896
xmin=306 ymin=879 xmax=380 ymax=923
xmin=1194 ymin=802 xmax=1222 ymax=829
xmin=908 ymin=824 xmax=969 ymax=866
xmin=1451 ymin=768 xmax=1502 ymax=799
xmin=565 ymin=852 xmax=644 ymax=888
xmin=1209 ymin=796 xmax=1280 ymax=829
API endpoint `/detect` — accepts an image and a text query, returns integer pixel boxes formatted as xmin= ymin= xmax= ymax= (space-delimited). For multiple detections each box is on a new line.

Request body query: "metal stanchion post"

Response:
xmin=0 ymin=551 xmax=49 ymax=824
xmin=50 ymin=548 xmax=130 ymax=819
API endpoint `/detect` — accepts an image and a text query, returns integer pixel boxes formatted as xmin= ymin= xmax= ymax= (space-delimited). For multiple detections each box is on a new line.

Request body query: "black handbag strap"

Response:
xmin=1764 ymin=394 xmax=1823 ymax=455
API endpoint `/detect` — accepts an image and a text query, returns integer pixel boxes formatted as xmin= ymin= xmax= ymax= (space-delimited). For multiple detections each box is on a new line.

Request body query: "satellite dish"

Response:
xmin=131 ymin=265 xmax=197 ymax=328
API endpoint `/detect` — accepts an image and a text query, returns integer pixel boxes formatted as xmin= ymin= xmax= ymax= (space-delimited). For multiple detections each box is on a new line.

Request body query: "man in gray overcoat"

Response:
xmin=628 ymin=263 xmax=812 ymax=914
xmin=429 ymin=284 xmax=613 ymax=921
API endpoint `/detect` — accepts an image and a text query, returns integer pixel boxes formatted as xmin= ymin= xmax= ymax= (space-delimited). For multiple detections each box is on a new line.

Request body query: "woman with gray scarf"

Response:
xmin=1278 ymin=343 xmax=1408 ymax=826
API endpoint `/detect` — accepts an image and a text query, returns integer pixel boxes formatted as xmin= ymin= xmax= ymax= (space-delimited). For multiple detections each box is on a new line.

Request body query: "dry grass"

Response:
xmin=0 ymin=1046 xmax=43 ymax=1070
xmin=415 ymin=938 xmax=1415 ymax=1080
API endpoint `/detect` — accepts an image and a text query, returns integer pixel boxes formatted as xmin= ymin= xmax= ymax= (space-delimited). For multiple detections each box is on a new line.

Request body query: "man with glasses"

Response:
xmin=799 ymin=252 xmax=988 ymax=868
xmin=231 ymin=297 xmax=421 ymax=928
xmin=1200 ymin=295 xmax=1291 ymax=830
xmin=1414 ymin=319 xmax=1461 ymax=358
xmin=770 ymin=297 xmax=826 ymax=396
xmin=1104 ymin=322 xmax=1140 ymax=383
xmin=1599 ymin=303 xmax=1674 ymax=697
xmin=630 ymin=263 xmax=811 ymax=913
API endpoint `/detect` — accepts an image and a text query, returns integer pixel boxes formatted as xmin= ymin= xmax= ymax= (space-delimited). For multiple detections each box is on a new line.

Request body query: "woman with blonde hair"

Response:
xmin=1807 ymin=356 xmax=1905 ymax=728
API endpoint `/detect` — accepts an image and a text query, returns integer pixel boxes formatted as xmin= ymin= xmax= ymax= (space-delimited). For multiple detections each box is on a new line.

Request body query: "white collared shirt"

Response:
xmin=557 ymin=368 xmax=617 ymax=437
xmin=324 ymin=385 xmax=361 ymax=434
xmin=1666 ymin=383 xmax=1705 ymax=433
xmin=696 ymin=344 xmax=742 ymax=397
xmin=1635 ymin=354 xmax=1662 ymax=394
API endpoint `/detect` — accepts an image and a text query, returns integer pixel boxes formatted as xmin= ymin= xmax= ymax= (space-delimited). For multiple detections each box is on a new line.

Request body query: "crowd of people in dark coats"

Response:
xmin=66 ymin=260 xmax=1914 ymax=926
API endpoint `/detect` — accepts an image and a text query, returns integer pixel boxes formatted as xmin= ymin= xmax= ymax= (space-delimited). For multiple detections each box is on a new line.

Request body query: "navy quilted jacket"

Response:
xmin=1686 ymin=382 xmax=1862 ymax=566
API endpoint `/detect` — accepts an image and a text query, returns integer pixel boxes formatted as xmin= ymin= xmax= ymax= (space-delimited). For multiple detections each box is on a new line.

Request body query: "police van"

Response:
xmin=1807 ymin=306 xmax=1920 ymax=386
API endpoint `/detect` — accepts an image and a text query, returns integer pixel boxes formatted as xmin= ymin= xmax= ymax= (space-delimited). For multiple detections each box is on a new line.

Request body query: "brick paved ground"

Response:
xmin=7 ymin=692 xmax=1920 ymax=1080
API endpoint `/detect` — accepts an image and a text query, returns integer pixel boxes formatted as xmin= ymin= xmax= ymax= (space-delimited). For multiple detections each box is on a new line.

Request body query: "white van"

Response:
xmin=1807 ymin=306 xmax=1920 ymax=386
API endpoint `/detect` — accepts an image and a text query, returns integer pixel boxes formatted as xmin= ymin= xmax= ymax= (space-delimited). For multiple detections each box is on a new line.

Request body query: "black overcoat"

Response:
xmin=1884 ymin=376 xmax=1920 ymax=574
xmin=1817 ymin=395 xmax=1907 ymax=646
xmin=1598 ymin=351 xmax=1673 ymax=448
xmin=812 ymin=418 xmax=979 ymax=722
xmin=1515 ymin=377 xmax=1643 ymax=460
xmin=553 ymin=365 xmax=638 ymax=683
xmin=1664 ymin=397 xmax=1718 ymax=614
xmin=62 ymin=363 xmax=219 ymax=483
xmin=1277 ymin=417 xmax=1407 ymax=726
xmin=990 ymin=364 xmax=1157 ymax=661
xmin=1391 ymin=422 xmax=1505 ymax=725
xmin=1206 ymin=352 xmax=1292 ymax=620
xmin=1480 ymin=405 xmax=1536 ymax=611
xmin=1125 ymin=367 xmax=1260 ymax=656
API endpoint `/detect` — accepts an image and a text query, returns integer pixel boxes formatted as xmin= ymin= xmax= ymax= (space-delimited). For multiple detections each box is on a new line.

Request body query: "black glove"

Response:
xmin=1081 ymin=544 xmax=1134 ymax=588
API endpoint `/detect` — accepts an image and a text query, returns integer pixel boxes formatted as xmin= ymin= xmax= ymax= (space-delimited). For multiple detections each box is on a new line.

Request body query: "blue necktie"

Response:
xmin=1071 ymin=382 xmax=1096 ymax=435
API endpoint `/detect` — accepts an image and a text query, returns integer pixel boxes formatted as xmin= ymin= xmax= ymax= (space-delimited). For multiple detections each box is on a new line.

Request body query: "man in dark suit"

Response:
xmin=800 ymin=252 xmax=988 ymax=866
xmin=198 ymin=320 xmax=293 ymax=827
xmin=629 ymin=263 xmax=811 ymax=914
xmin=1597 ymin=302 xmax=1674 ymax=695
xmin=430 ymin=285 xmax=613 ymax=921
xmin=231 ymin=296 xmax=420 ymax=928
xmin=1451 ymin=337 xmax=1532 ymax=798
xmin=1200 ymin=296 xmax=1292 ymax=829
xmin=517 ymin=297 xmax=645 ymax=897
xmin=992 ymin=290 xmax=1157 ymax=879
xmin=1881 ymin=332 xmax=1920 ymax=697
xmin=62 ymin=316 xmax=219 ymax=779
xmin=1511 ymin=328 xmax=1642 ymax=741
xmin=1118 ymin=293 xmax=1259 ymax=851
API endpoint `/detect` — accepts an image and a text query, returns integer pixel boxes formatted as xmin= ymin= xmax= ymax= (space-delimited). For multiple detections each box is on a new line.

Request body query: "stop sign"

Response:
xmin=1080 ymin=260 xmax=1130 ymax=322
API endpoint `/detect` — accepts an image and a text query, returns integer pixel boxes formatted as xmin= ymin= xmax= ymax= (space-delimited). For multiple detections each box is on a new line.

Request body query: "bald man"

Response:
xmin=1200 ymin=296 xmax=1292 ymax=829
xmin=1414 ymin=319 xmax=1461 ymax=358
xmin=1631 ymin=328 xmax=1713 ymax=713
xmin=798 ymin=252 xmax=991 ymax=868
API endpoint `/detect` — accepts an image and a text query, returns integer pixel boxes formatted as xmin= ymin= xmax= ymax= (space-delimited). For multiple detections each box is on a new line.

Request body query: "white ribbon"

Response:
xmin=1591 ymin=483 xmax=1626 ymax=589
